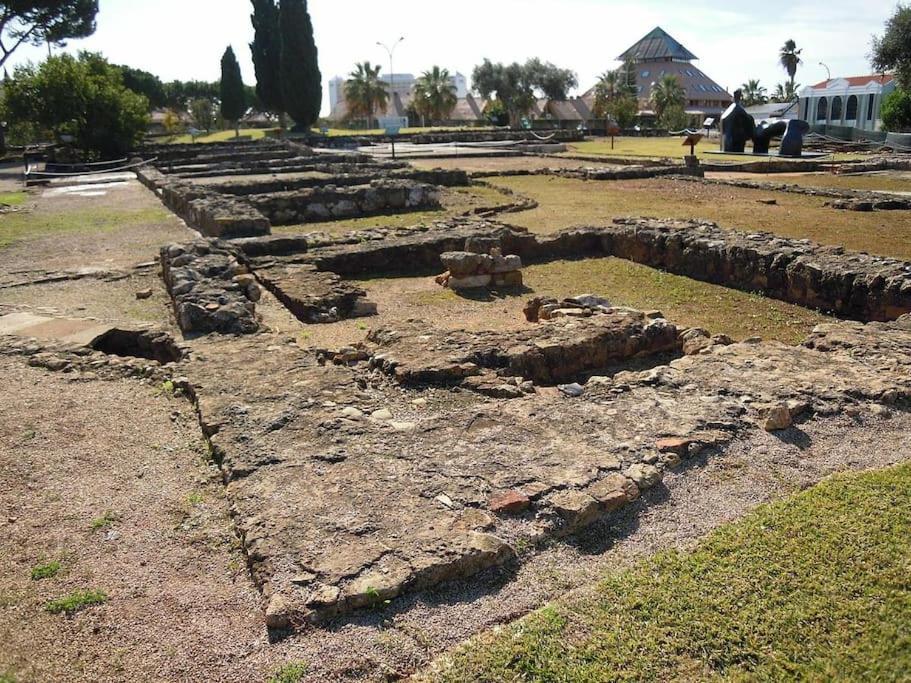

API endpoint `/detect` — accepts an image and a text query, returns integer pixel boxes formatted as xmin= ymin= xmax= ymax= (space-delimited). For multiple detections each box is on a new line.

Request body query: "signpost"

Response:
xmin=607 ymin=123 xmax=621 ymax=150
xmin=378 ymin=116 xmax=407 ymax=160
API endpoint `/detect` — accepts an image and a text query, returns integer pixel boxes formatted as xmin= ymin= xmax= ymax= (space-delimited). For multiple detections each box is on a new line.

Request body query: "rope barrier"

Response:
xmin=25 ymin=157 xmax=157 ymax=179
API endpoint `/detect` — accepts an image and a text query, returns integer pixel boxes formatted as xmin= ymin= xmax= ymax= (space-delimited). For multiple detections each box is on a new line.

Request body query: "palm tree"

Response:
xmin=771 ymin=81 xmax=800 ymax=103
xmin=413 ymin=66 xmax=457 ymax=126
xmin=650 ymin=74 xmax=685 ymax=120
xmin=779 ymin=39 xmax=802 ymax=90
xmin=740 ymin=79 xmax=768 ymax=106
xmin=592 ymin=70 xmax=620 ymax=119
xmin=344 ymin=61 xmax=388 ymax=129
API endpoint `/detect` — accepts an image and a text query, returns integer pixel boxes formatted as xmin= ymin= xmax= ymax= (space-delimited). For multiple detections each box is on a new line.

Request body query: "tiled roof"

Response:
xmin=810 ymin=74 xmax=894 ymax=89
xmin=618 ymin=27 xmax=697 ymax=63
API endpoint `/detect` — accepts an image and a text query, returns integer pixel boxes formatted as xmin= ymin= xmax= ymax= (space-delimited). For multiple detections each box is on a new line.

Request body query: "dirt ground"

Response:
xmin=1 ymin=352 xmax=907 ymax=682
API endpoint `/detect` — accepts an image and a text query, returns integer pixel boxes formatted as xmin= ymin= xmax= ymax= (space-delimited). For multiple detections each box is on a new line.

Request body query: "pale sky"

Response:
xmin=5 ymin=0 xmax=899 ymax=115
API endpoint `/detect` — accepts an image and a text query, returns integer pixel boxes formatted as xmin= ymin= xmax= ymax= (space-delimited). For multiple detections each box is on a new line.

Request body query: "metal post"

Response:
xmin=377 ymin=36 xmax=405 ymax=162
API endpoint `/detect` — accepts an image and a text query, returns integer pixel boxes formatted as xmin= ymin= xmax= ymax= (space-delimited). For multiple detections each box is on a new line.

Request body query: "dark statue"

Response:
xmin=721 ymin=89 xmax=755 ymax=153
xmin=720 ymin=88 xmax=809 ymax=157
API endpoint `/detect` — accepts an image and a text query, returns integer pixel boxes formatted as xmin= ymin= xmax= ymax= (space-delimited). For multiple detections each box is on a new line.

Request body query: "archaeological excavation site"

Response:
xmin=3 ymin=132 xmax=911 ymax=682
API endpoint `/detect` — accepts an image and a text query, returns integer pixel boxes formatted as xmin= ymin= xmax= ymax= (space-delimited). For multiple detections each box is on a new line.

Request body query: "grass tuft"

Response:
xmin=90 ymin=510 xmax=119 ymax=531
xmin=267 ymin=661 xmax=309 ymax=683
xmin=30 ymin=561 xmax=61 ymax=581
xmin=429 ymin=462 xmax=911 ymax=682
xmin=45 ymin=590 xmax=107 ymax=615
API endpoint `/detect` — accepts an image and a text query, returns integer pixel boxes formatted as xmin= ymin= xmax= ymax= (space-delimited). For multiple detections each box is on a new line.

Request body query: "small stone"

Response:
xmin=586 ymin=473 xmax=639 ymax=511
xmin=625 ymin=463 xmax=662 ymax=490
xmin=488 ymin=490 xmax=530 ymax=515
xmin=435 ymin=494 xmax=456 ymax=509
xmin=390 ymin=421 xmax=416 ymax=432
xmin=265 ymin=594 xmax=291 ymax=629
xmin=548 ymin=490 xmax=600 ymax=528
xmin=762 ymin=404 xmax=793 ymax=432
xmin=656 ymin=437 xmax=691 ymax=456
xmin=558 ymin=383 xmax=584 ymax=397
xmin=340 ymin=407 xmax=364 ymax=420
xmin=371 ymin=408 xmax=393 ymax=421
xmin=135 ymin=288 xmax=153 ymax=300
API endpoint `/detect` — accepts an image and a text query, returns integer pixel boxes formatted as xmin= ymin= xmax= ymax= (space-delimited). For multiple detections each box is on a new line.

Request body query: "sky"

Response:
xmin=5 ymin=0 xmax=900 ymax=115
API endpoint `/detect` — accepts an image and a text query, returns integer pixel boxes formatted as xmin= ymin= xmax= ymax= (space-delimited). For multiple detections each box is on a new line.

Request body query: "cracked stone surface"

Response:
xmin=182 ymin=310 xmax=911 ymax=629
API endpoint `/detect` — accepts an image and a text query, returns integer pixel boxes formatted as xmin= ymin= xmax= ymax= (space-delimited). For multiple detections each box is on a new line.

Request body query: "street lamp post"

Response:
xmin=377 ymin=36 xmax=405 ymax=160
xmin=819 ymin=62 xmax=831 ymax=83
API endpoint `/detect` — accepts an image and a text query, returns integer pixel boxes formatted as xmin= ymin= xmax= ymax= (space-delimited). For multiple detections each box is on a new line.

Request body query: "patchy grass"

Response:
xmin=165 ymin=125 xmax=497 ymax=144
xmin=272 ymin=184 xmax=508 ymax=236
xmin=567 ymin=136 xmax=862 ymax=162
xmin=90 ymin=511 xmax=119 ymax=531
xmin=744 ymin=170 xmax=911 ymax=194
xmin=487 ymin=175 xmax=911 ymax=260
xmin=0 ymin=192 xmax=28 ymax=206
xmin=30 ymin=561 xmax=61 ymax=581
xmin=165 ymin=128 xmax=272 ymax=144
xmin=45 ymin=590 xmax=107 ymax=615
xmin=267 ymin=661 xmax=309 ymax=683
xmin=0 ymin=206 xmax=170 ymax=250
xmin=428 ymin=462 xmax=911 ymax=682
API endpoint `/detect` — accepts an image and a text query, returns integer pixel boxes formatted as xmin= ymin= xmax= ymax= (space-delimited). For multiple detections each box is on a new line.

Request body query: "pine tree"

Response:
xmin=219 ymin=46 xmax=246 ymax=137
xmin=250 ymin=0 xmax=283 ymax=118
xmin=279 ymin=0 xmax=321 ymax=130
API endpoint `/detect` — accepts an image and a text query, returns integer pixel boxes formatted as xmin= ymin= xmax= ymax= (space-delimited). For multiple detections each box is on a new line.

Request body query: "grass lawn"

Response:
xmin=487 ymin=175 xmax=911 ymax=260
xmin=427 ymin=461 xmax=911 ymax=682
xmin=0 ymin=206 xmax=169 ymax=249
xmin=567 ymin=137 xmax=863 ymax=163
xmin=0 ymin=192 xmax=28 ymax=206
xmin=739 ymin=171 xmax=911 ymax=194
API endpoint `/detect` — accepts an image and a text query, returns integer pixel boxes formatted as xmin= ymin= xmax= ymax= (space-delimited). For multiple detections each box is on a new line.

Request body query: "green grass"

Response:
xmin=0 ymin=192 xmax=28 ymax=206
xmin=165 ymin=125 xmax=497 ymax=144
xmin=487 ymin=175 xmax=911 ymax=260
xmin=428 ymin=462 xmax=911 ymax=682
xmin=268 ymin=661 xmax=309 ymax=683
xmin=45 ymin=590 xmax=107 ymax=615
xmin=90 ymin=511 xmax=119 ymax=531
xmin=0 ymin=671 xmax=17 ymax=683
xmin=0 ymin=206 xmax=169 ymax=250
xmin=567 ymin=136 xmax=863 ymax=163
xmin=30 ymin=561 xmax=61 ymax=581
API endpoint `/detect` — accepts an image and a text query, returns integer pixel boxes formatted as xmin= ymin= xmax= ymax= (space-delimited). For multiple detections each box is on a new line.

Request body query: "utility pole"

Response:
xmin=377 ymin=36 xmax=405 ymax=160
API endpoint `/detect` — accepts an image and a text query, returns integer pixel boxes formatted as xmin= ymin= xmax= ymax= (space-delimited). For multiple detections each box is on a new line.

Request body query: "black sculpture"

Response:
xmin=780 ymin=119 xmax=810 ymax=157
xmin=720 ymin=88 xmax=810 ymax=157
xmin=752 ymin=120 xmax=787 ymax=154
xmin=721 ymin=89 xmax=755 ymax=153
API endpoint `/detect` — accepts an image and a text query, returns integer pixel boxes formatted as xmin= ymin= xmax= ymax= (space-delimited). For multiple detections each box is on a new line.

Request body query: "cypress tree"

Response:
xmin=279 ymin=0 xmax=322 ymax=130
xmin=249 ymin=0 xmax=283 ymax=117
xmin=220 ymin=46 xmax=246 ymax=137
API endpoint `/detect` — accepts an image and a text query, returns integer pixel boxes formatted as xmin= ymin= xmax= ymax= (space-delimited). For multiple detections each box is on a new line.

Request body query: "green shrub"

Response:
xmin=46 ymin=590 xmax=107 ymax=615
xmin=881 ymin=88 xmax=911 ymax=132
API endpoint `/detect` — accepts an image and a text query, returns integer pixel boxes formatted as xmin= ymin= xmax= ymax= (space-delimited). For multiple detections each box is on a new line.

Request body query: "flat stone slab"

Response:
xmin=0 ymin=312 xmax=115 ymax=346
xmin=183 ymin=312 xmax=911 ymax=629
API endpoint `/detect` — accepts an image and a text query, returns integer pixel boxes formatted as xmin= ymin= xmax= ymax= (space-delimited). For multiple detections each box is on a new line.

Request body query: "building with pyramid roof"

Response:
xmin=593 ymin=27 xmax=732 ymax=121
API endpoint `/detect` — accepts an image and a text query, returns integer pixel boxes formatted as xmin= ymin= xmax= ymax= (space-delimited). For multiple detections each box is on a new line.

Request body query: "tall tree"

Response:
xmin=279 ymin=0 xmax=321 ymax=130
xmin=344 ymin=61 xmax=387 ymax=128
xmin=219 ymin=46 xmax=246 ymax=137
xmin=592 ymin=69 xmax=638 ymax=129
xmin=650 ymin=74 xmax=685 ymax=126
xmin=249 ymin=0 xmax=283 ymax=117
xmin=472 ymin=57 xmax=574 ymax=128
xmin=3 ymin=51 xmax=148 ymax=156
xmin=0 ymin=0 xmax=98 ymax=69
xmin=740 ymin=79 xmax=768 ymax=106
xmin=873 ymin=6 xmax=911 ymax=90
xmin=779 ymin=39 xmax=802 ymax=90
xmin=770 ymin=81 xmax=800 ymax=103
xmin=118 ymin=65 xmax=166 ymax=109
xmin=413 ymin=66 xmax=457 ymax=125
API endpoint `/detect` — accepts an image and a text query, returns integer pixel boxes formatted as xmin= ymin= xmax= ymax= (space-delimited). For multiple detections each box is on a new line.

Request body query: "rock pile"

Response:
xmin=160 ymin=240 xmax=260 ymax=336
xmin=523 ymin=294 xmax=614 ymax=322
xmin=436 ymin=249 xmax=524 ymax=290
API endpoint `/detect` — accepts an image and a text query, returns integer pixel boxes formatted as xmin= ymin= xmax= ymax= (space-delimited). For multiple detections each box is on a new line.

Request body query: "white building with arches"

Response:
xmin=798 ymin=74 xmax=895 ymax=132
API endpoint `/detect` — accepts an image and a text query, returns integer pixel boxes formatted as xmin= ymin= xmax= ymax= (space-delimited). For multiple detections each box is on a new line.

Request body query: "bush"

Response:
xmin=658 ymin=103 xmax=688 ymax=132
xmin=2 ymin=52 xmax=149 ymax=157
xmin=881 ymin=88 xmax=911 ymax=132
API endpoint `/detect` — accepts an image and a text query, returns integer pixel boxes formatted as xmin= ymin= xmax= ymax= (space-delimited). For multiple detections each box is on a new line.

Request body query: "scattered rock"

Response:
xmin=762 ymin=403 xmax=793 ymax=432
xmin=488 ymin=490 xmax=531 ymax=515
xmin=135 ymin=288 xmax=154 ymax=300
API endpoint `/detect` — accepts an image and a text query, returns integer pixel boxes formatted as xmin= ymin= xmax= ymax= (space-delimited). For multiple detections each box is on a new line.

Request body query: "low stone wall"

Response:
xmin=470 ymin=164 xmax=703 ymax=181
xmin=143 ymin=139 xmax=290 ymax=165
xmin=245 ymin=179 xmax=440 ymax=226
xmin=255 ymin=263 xmax=373 ymax=324
xmin=159 ymin=240 xmax=260 ymax=336
xmin=137 ymin=167 xmax=272 ymax=239
xmin=209 ymin=167 xmax=469 ymax=196
xmin=598 ymin=218 xmax=911 ymax=322
xmin=367 ymin=310 xmax=680 ymax=390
